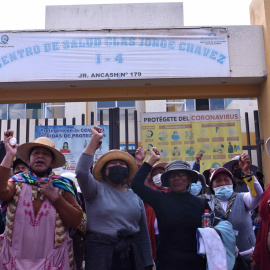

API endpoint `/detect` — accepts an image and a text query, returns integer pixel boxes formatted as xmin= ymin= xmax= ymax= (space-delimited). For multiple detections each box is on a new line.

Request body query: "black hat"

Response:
xmin=13 ymin=158 xmax=28 ymax=170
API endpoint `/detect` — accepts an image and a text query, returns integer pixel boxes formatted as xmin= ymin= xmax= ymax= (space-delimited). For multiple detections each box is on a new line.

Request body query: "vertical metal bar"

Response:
xmin=254 ymin=110 xmax=263 ymax=172
xmin=63 ymin=118 xmax=66 ymax=126
xmin=0 ymin=119 xmax=2 ymax=140
xmin=7 ymin=119 xmax=11 ymax=130
xmin=109 ymin=108 xmax=113 ymax=150
xmin=16 ymin=119 xmax=20 ymax=145
xmin=113 ymin=108 xmax=120 ymax=149
xmin=91 ymin=112 xmax=94 ymax=125
xmin=45 ymin=118 xmax=48 ymax=126
xmin=54 ymin=118 xmax=57 ymax=126
xmin=82 ymin=114 xmax=85 ymax=125
xmin=125 ymin=109 xmax=129 ymax=151
xmin=35 ymin=119 xmax=39 ymax=127
xmin=26 ymin=119 xmax=30 ymax=143
xmin=245 ymin=112 xmax=252 ymax=163
xmin=72 ymin=117 xmax=76 ymax=125
xmin=100 ymin=110 xmax=104 ymax=125
xmin=134 ymin=110 xmax=138 ymax=150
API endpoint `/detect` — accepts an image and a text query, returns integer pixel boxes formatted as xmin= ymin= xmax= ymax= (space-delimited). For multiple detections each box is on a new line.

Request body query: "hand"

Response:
xmin=39 ymin=181 xmax=59 ymax=202
xmin=3 ymin=130 xmax=17 ymax=157
xmin=91 ymin=126 xmax=103 ymax=140
xmin=147 ymin=147 xmax=161 ymax=166
xmin=135 ymin=145 xmax=146 ymax=165
xmin=196 ymin=152 xmax=203 ymax=164
xmin=254 ymin=215 xmax=261 ymax=226
xmin=239 ymin=153 xmax=251 ymax=174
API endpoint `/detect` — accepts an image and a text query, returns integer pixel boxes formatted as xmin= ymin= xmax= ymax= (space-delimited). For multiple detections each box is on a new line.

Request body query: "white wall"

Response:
xmin=46 ymin=3 xmax=184 ymax=30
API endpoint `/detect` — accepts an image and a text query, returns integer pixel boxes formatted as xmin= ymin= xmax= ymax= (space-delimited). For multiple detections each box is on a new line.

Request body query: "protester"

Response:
xmin=12 ymin=157 xmax=29 ymax=174
xmin=131 ymin=147 xmax=226 ymax=270
xmin=0 ymin=130 xmax=82 ymax=270
xmin=193 ymin=152 xmax=203 ymax=172
xmin=224 ymin=155 xmax=258 ymax=193
xmin=208 ymin=153 xmax=263 ymax=268
xmin=75 ymin=126 xmax=153 ymax=270
xmin=190 ymin=171 xmax=210 ymax=196
xmin=252 ymin=137 xmax=270 ymax=269
xmin=61 ymin=172 xmax=85 ymax=270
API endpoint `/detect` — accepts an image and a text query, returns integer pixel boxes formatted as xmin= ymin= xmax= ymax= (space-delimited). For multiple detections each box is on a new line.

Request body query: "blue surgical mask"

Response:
xmin=189 ymin=181 xmax=202 ymax=196
xmin=213 ymin=185 xmax=234 ymax=200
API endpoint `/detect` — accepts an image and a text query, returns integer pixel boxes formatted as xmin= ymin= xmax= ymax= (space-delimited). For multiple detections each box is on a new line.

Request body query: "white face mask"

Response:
xmin=152 ymin=173 xmax=162 ymax=186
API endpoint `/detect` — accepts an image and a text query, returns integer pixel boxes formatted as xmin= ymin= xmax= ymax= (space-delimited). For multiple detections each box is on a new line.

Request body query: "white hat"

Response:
xmin=223 ymin=155 xmax=258 ymax=174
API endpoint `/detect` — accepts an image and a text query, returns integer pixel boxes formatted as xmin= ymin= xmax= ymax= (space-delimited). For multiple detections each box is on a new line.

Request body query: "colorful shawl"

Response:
xmin=1 ymin=170 xmax=81 ymax=224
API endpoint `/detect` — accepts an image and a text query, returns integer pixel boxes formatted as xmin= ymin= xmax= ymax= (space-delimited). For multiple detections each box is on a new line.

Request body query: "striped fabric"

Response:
xmin=1 ymin=171 xmax=81 ymax=224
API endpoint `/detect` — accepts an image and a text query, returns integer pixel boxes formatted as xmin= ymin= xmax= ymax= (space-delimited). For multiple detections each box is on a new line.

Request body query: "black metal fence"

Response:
xmin=0 ymin=108 xmax=139 ymax=155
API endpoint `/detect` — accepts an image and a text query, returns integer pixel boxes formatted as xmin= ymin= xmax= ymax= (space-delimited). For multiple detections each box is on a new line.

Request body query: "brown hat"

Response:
xmin=17 ymin=137 xmax=66 ymax=169
xmin=92 ymin=150 xmax=137 ymax=183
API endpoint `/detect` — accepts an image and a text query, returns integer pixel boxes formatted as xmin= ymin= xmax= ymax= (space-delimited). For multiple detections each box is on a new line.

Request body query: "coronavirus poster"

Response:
xmin=35 ymin=125 xmax=109 ymax=174
xmin=140 ymin=110 xmax=242 ymax=172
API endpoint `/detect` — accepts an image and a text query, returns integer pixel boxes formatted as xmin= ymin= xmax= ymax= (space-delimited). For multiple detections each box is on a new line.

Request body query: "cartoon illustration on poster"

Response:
xmin=140 ymin=110 xmax=242 ymax=172
xmin=35 ymin=125 xmax=109 ymax=174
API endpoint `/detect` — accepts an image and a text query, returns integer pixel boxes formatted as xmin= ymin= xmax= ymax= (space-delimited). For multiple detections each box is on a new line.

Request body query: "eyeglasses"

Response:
xmin=168 ymin=172 xmax=188 ymax=179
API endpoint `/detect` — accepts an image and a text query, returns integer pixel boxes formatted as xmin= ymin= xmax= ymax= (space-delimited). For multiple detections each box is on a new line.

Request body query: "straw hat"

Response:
xmin=17 ymin=137 xmax=66 ymax=169
xmin=161 ymin=160 xmax=198 ymax=187
xmin=92 ymin=150 xmax=137 ymax=183
xmin=223 ymin=155 xmax=258 ymax=175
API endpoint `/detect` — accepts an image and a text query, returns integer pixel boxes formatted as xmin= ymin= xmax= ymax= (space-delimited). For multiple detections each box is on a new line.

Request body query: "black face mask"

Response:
xmin=233 ymin=168 xmax=244 ymax=179
xmin=29 ymin=166 xmax=52 ymax=177
xmin=107 ymin=166 xmax=129 ymax=185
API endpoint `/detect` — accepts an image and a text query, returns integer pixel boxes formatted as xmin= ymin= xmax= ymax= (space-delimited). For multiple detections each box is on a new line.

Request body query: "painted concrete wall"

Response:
xmin=45 ymin=3 xmax=184 ymax=30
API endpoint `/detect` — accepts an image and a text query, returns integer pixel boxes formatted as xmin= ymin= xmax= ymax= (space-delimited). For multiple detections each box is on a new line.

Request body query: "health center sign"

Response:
xmin=0 ymin=28 xmax=229 ymax=82
xmin=140 ymin=110 xmax=242 ymax=172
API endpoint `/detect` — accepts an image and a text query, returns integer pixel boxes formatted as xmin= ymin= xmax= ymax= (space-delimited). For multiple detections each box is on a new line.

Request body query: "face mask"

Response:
xmin=107 ymin=166 xmax=129 ymax=185
xmin=189 ymin=181 xmax=202 ymax=196
xmin=152 ymin=174 xmax=162 ymax=186
xmin=213 ymin=185 xmax=234 ymax=200
xmin=233 ymin=168 xmax=244 ymax=179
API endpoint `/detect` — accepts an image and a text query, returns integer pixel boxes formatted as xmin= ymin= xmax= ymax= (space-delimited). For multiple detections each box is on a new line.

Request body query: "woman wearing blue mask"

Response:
xmin=189 ymin=172 xmax=210 ymax=196
xmin=209 ymin=154 xmax=263 ymax=268
xmin=75 ymin=126 xmax=153 ymax=270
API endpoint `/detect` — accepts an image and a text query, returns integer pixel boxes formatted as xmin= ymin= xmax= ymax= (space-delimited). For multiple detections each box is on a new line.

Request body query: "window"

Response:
xmin=42 ymin=103 xmax=65 ymax=118
xmin=97 ymin=101 xmax=136 ymax=121
xmin=26 ymin=103 xmax=41 ymax=119
xmin=166 ymin=99 xmax=195 ymax=112
xmin=0 ymin=104 xmax=26 ymax=119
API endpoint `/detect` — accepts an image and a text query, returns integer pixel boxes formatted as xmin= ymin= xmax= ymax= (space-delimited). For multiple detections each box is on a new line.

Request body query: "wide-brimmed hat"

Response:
xmin=151 ymin=162 xmax=168 ymax=177
xmin=223 ymin=155 xmax=258 ymax=175
xmin=92 ymin=150 xmax=137 ymax=183
xmin=161 ymin=160 xmax=198 ymax=187
xmin=17 ymin=137 xmax=66 ymax=169
xmin=209 ymin=167 xmax=235 ymax=194
xmin=266 ymin=137 xmax=270 ymax=157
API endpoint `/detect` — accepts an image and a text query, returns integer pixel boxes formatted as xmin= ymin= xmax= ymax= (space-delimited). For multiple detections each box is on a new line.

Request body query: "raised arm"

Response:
xmin=75 ymin=126 xmax=103 ymax=201
xmin=239 ymin=154 xmax=263 ymax=211
xmin=0 ymin=130 xmax=17 ymax=201
xmin=131 ymin=147 xmax=163 ymax=207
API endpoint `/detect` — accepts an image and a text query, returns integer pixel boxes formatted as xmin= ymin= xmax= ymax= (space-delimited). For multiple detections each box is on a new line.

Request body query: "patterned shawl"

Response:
xmin=1 ymin=170 xmax=81 ymax=224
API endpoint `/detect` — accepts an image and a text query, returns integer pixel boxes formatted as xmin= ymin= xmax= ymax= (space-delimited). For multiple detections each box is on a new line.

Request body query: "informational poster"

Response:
xmin=141 ymin=110 xmax=242 ymax=172
xmin=0 ymin=28 xmax=229 ymax=82
xmin=35 ymin=125 xmax=109 ymax=174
